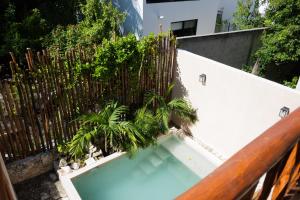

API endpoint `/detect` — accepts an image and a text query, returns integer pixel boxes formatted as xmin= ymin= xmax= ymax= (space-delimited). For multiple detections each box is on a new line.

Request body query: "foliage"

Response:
xmin=145 ymin=85 xmax=198 ymax=133
xmin=65 ymin=101 xmax=145 ymax=159
xmin=64 ymin=85 xmax=197 ymax=159
xmin=241 ymin=64 xmax=265 ymax=77
xmin=283 ymin=76 xmax=299 ymax=89
xmin=45 ymin=0 xmax=126 ymax=52
xmin=233 ymin=0 xmax=264 ymax=30
xmin=132 ymin=107 xmax=160 ymax=147
xmin=87 ymin=33 xmax=158 ymax=79
xmin=0 ymin=0 xmax=84 ymax=64
xmin=0 ymin=5 xmax=49 ymax=63
xmin=92 ymin=34 xmax=139 ymax=79
xmin=70 ymin=33 xmax=161 ymax=104
xmin=256 ymin=0 xmax=300 ymax=66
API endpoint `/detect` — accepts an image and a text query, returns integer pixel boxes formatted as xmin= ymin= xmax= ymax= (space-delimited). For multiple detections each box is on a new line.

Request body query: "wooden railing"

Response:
xmin=0 ymin=154 xmax=16 ymax=200
xmin=177 ymin=107 xmax=300 ymax=200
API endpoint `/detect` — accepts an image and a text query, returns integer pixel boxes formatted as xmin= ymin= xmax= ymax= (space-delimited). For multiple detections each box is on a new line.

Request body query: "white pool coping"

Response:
xmin=59 ymin=134 xmax=223 ymax=200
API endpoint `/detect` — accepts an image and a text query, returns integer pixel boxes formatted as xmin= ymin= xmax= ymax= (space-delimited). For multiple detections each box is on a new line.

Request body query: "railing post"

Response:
xmin=177 ymin=107 xmax=300 ymax=200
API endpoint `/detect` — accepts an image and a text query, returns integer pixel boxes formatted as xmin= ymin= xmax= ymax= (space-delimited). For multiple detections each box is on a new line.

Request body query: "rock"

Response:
xmin=59 ymin=159 xmax=68 ymax=168
xmin=57 ymin=169 xmax=64 ymax=177
xmin=61 ymin=166 xmax=72 ymax=174
xmin=92 ymin=150 xmax=102 ymax=158
xmin=55 ymin=181 xmax=68 ymax=198
xmin=85 ymin=157 xmax=96 ymax=166
xmin=71 ymin=162 xmax=80 ymax=170
xmin=49 ymin=173 xmax=58 ymax=182
xmin=169 ymin=127 xmax=179 ymax=134
xmin=89 ymin=145 xmax=97 ymax=153
xmin=6 ymin=152 xmax=54 ymax=184
xmin=40 ymin=192 xmax=50 ymax=200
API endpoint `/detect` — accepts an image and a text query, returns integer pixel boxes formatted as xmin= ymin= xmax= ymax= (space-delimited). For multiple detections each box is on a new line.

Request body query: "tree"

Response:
xmin=256 ymin=0 xmax=300 ymax=66
xmin=0 ymin=4 xmax=49 ymax=64
xmin=45 ymin=0 xmax=126 ymax=52
xmin=0 ymin=0 xmax=84 ymax=65
xmin=233 ymin=0 xmax=264 ymax=30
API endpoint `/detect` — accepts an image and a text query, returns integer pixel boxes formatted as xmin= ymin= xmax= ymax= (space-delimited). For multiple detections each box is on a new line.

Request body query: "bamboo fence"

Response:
xmin=0 ymin=35 xmax=177 ymax=162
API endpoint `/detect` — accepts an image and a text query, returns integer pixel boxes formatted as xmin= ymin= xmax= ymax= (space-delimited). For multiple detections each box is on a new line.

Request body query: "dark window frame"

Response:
xmin=171 ymin=19 xmax=198 ymax=37
xmin=146 ymin=0 xmax=198 ymax=3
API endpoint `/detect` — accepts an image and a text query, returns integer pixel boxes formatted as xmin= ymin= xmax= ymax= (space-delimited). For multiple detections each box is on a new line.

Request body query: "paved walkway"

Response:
xmin=14 ymin=171 xmax=68 ymax=200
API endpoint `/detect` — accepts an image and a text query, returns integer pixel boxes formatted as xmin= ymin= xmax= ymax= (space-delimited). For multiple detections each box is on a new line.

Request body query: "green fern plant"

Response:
xmin=145 ymin=84 xmax=198 ymax=132
xmin=64 ymin=85 xmax=197 ymax=160
xmin=66 ymin=101 xmax=144 ymax=159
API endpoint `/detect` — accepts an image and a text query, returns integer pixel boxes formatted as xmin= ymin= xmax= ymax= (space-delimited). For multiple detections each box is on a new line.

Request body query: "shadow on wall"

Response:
xmin=177 ymin=28 xmax=265 ymax=69
xmin=173 ymin=52 xmax=188 ymax=98
xmin=113 ymin=0 xmax=143 ymax=38
xmin=171 ymin=51 xmax=194 ymax=133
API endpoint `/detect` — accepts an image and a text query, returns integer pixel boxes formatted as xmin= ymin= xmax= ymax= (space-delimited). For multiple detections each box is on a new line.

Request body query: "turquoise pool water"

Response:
xmin=72 ymin=136 xmax=201 ymax=200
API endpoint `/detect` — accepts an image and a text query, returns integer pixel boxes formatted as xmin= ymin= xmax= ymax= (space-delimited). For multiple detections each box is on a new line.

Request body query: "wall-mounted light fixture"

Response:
xmin=199 ymin=74 xmax=206 ymax=86
xmin=279 ymin=106 xmax=290 ymax=118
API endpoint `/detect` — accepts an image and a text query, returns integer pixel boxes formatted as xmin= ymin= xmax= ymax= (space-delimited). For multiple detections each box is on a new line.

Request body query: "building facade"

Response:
xmin=113 ymin=0 xmax=220 ymax=38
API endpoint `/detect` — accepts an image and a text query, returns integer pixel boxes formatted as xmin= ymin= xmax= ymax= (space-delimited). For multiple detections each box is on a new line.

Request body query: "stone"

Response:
xmin=56 ymin=169 xmax=65 ymax=177
xmin=89 ymin=145 xmax=97 ymax=153
xmin=61 ymin=166 xmax=72 ymax=174
xmin=49 ymin=173 xmax=58 ymax=182
xmin=6 ymin=152 xmax=54 ymax=184
xmin=40 ymin=192 xmax=50 ymax=200
xmin=58 ymin=159 xmax=68 ymax=168
xmin=85 ymin=157 xmax=96 ymax=166
xmin=71 ymin=162 xmax=80 ymax=170
xmin=55 ymin=181 xmax=67 ymax=197
xmin=92 ymin=150 xmax=102 ymax=158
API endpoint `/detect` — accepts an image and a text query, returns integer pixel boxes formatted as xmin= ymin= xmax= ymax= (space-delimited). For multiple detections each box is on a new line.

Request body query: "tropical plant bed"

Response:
xmin=56 ymin=127 xmax=189 ymax=176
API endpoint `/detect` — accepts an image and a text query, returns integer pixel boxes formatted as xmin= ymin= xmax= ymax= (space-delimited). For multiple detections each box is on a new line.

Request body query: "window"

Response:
xmin=146 ymin=0 xmax=197 ymax=3
xmin=171 ymin=19 xmax=197 ymax=37
xmin=215 ymin=10 xmax=223 ymax=33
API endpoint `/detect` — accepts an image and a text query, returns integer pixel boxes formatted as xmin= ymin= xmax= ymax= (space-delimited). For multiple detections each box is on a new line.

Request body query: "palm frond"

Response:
xmin=108 ymin=104 xmax=128 ymax=125
xmin=166 ymin=83 xmax=175 ymax=97
xmin=168 ymin=98 xmax=198 ymax=123
xmin=67 ymin=128 xmax=96 ymax=159
xmin=144 ymin=90 xmax=165 ymax=108
xmin=156 ymin=107 xmax=170 ymax=132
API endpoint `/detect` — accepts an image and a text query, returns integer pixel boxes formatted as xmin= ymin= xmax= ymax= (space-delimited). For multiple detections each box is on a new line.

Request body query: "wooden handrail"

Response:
xmin=177 ymin=107 xmax=300 ymax=200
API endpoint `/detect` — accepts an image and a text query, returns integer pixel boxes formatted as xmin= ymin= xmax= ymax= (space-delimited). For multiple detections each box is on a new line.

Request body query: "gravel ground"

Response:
xmin=14 ymin=171 xmax=68 ymax=200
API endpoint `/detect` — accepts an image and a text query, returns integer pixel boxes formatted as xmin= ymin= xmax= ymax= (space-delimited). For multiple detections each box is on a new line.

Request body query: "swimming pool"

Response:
xmin=60 ymin=134 xmax=221 ymax=200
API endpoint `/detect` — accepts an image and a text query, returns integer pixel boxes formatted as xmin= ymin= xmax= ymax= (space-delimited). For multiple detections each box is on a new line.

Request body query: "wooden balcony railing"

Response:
xmin=177 ymin=107 xmax=300 ymax=200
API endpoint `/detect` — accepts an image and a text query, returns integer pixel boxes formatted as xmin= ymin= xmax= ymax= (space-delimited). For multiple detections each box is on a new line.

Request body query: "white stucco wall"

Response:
xmin=113 ymin=0 xmax=144 ymax=38
xmin=173 ymin=49 xmax=300 ymax=159
xmin=142 ymin=0 xmax=220 ymax=36
xmin=218 ymin=0 xmax=237 ymax=23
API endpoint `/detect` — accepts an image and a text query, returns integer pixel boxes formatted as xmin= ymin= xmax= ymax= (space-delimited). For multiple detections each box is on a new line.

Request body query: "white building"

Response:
xmin=113 ymin=0 xmax=220 ymax=38
xmin=217 ymin=0 xmax=267 ymax=32
xmin=217 ymin=0 xmax=238 ymax=25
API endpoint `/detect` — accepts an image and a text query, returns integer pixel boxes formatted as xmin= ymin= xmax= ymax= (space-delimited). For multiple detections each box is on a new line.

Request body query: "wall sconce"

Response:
xmin=199 ymin=74 xmax=206 ymax=85
xmin=279 ymin=106 xmax=290 ymax=118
